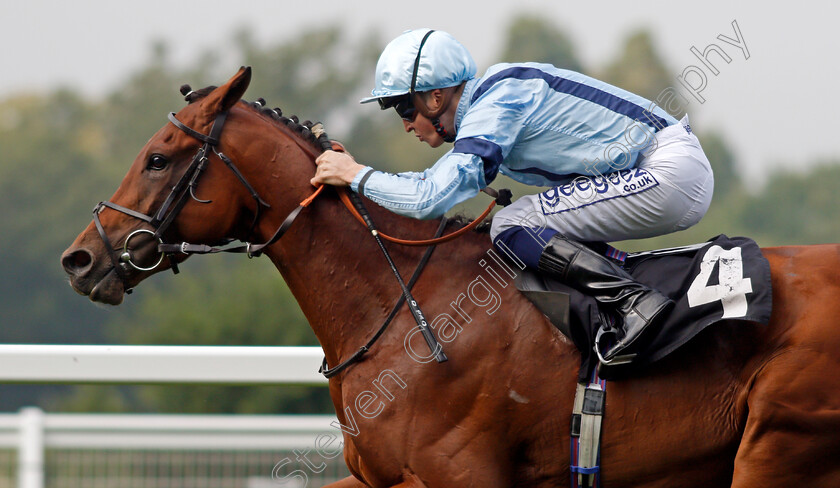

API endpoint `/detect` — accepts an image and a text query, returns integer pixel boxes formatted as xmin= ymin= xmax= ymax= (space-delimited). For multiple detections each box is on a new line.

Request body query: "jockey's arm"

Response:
xmin=314 ymin=150 xmax=487 ymax=220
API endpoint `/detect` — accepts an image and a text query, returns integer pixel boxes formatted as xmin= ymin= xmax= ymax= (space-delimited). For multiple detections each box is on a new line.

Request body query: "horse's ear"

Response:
xmin=203 ymin=66 xmax=252 ymax=115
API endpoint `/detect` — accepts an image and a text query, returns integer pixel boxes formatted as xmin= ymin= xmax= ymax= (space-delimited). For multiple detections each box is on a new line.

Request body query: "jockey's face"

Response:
xmin=402 ymin=112 xmax=444 ymax=148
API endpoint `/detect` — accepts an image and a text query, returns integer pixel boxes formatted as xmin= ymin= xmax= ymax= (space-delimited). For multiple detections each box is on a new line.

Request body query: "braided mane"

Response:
xmin=179 ymin=84 xmax=490 ymax=234
xmin=181 ymin=84 xmax=332 ymax=154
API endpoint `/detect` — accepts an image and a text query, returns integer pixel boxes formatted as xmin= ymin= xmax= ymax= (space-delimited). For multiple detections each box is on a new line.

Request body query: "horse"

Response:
xmin=61 ymin=67 xmax=840 ymax=487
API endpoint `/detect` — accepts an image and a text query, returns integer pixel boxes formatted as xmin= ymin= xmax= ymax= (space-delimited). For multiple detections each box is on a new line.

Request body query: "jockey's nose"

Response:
xmin=61 ymin=247 xmax=94 ymax=278
xmin=402 ymin=119 xmax=413 ymax=133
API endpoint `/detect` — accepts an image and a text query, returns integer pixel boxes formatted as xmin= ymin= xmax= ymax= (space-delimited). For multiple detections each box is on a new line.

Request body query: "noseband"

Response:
xmin=90 ymin=102 xmax=511 ymax=372
xmin=92 ymin=110 xmax=272 ymax=292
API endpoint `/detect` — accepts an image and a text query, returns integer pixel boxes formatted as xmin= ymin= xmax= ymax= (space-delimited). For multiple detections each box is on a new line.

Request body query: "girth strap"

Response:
xmin=571 ymin=371 xmax=606 ymax=488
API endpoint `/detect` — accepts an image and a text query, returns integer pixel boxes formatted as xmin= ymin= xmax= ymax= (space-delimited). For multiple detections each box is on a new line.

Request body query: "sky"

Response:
xmin=1 ymin=1 xmax=836 ymax=182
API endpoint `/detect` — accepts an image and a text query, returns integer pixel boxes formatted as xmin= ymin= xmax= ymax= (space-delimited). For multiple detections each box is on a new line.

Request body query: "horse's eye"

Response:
xmin=147 ymin=154 xmax=169 ymax=171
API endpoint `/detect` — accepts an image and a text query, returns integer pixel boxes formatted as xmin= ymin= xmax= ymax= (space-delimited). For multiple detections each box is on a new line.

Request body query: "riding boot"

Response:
xmin=537 ymin=234 xmax=674 ymax=362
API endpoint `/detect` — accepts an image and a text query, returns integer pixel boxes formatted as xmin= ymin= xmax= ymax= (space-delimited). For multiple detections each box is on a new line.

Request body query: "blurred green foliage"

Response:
xmin=599 ymin=30 xmax=674 ymax=106
xmin=1 ymin=18 xmax=838 ymax=414
xmin=499 ymin=16 xmax=584 ymax=72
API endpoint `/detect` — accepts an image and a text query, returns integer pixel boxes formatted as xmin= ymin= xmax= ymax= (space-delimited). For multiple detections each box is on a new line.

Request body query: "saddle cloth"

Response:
xmin=515 ymin=235 xmax=773 ymax=381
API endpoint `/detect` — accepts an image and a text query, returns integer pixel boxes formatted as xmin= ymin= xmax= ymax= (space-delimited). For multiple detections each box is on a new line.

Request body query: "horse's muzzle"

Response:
xmin=61 ymin=245 xmax=128 ymax=305
xmin=61 ymin=247 xmax=94 ymax=279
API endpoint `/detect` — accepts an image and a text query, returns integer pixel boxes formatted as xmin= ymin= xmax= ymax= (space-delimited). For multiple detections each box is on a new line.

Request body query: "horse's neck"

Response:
xmin=214 ymin=112 xmax=478 ymax=364
xmin=259 ymin=186 xmax=446 ymax=365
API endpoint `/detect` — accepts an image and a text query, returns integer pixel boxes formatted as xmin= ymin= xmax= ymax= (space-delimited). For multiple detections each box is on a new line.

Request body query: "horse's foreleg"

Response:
xmin=320 ymin=475 xmax=368 ymax=487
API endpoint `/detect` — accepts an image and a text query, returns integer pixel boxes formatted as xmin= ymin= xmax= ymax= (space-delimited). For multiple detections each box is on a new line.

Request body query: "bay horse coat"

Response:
xmin=62 ymin=68 xmax=840 ymax=487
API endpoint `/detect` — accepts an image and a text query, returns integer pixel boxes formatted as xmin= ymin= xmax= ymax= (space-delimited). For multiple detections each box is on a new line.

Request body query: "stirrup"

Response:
xmin=594 ymin=327 xmax=636 ymax=366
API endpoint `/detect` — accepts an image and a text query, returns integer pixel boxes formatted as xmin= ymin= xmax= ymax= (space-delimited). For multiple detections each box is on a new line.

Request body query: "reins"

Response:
xmin=246 ymin=116 xmax=506 ymax=248
xmin=334 ymin=186 xmax=503 ymax=246
xmin=320 ymin=217 xmax=449 ymax=378
xmin=302 ymin=140 xmax=509 ymax=247
xmin=97 ymin=97 xmax=510 ymax=377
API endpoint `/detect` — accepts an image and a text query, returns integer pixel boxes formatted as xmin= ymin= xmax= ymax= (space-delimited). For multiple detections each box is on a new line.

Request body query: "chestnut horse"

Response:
xmin=62 ymin=68 xmax=840 ymax=487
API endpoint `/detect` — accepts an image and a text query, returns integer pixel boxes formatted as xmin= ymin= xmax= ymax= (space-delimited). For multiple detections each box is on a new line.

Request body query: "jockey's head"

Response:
xmin=361 ymin=29 xmax=476 ymax=145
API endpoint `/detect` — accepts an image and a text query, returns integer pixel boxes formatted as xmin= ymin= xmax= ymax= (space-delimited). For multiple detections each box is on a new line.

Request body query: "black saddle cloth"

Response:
xmin=515 ymin=235 xmax=772 ymax=381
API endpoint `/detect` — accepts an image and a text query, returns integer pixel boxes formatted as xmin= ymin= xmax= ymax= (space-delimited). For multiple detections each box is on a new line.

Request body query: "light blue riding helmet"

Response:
xmin=360 ymin=29 xmax=477 ymax=104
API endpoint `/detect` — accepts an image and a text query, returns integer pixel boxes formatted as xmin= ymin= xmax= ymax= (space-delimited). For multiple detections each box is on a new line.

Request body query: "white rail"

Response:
xmin=2 ymin=408 xmax=342 ymax=488
xmin=0 ymin=408 xmax=338 ymax=451
xmin=0 ymin=345 xmax=327 ymax=384
xmin=0 ymin=345 xmax=339 ymax=488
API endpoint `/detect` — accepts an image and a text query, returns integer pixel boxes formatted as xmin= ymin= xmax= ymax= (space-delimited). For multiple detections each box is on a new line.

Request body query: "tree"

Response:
xmin=736 ymin=162 xmax=840 ymax=246
xmin=600 ymin=30 xmax=674 ymax=108
xmin=498 ymin=16 xmax=584 ymax=72
xmin=234 ymin=25 xmax=378 ymax=125
xmin=0 ymin=90 xmax=120 ymax=410
xmin=6 ymin=16 xmax=837 ymax=416
xmin=101 ymin=41 xmax=187 ymax=170
xmin=0 ymin=91 xmax=114 ymax=344
xmin=0 ymin=28 xmax=379 ymax=413
xmin=697 ymin=131 xmax=741 ymax=200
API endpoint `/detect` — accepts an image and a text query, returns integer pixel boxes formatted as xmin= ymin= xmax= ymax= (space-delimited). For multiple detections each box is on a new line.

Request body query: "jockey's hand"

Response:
xmin=312 ymin=150 xmax=365 ymax=187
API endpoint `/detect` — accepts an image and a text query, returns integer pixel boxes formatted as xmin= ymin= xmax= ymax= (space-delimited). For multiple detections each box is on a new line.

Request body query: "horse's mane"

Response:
xmin=446 ymin=214 xmax=492 ymax=234
xmin=183 ymin=85 xmax=329 ymax=154
xmin=182 ymin=85 xmax=490 ymax=235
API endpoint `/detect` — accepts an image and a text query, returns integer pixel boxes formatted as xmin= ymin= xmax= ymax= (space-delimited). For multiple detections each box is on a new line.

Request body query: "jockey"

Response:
xmin=313 ymin=28 xmax=714 ymax=362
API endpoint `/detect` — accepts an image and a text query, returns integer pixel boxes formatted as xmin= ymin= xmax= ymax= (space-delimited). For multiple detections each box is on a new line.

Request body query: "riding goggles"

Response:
xmin=379 ymin=95 xmax=417 ymax=122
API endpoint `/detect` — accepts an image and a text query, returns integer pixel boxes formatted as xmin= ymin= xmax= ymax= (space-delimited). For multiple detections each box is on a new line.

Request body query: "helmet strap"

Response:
xmin=431 ymin=118 xmax=456 ymax=143
xmin=407 ymin=30 xmax=458 ymax=143
xmin=409 ymin=30 xmax=436 ymax=94
xmin=412 ymin=89 xmax=457 ymax=142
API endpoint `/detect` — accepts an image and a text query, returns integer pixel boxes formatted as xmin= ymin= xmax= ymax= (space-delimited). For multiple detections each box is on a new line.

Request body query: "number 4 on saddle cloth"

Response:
xmin=514 ymin=235 xmax=773 ymax=381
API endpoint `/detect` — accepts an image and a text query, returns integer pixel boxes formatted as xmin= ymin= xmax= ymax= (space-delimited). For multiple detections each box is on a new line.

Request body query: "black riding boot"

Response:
xmin=538 ymin=234 xmax=674 ymax=363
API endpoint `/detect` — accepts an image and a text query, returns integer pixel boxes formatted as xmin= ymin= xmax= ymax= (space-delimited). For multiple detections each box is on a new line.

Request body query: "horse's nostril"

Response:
xmin=61 ymin=248 xmax=94 ymax=276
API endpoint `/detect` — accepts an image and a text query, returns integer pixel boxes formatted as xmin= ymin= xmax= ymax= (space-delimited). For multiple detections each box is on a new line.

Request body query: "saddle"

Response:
xmin=515 ymin=235 xmax=772 ymax=488
xmin=515 ymin=234 xmax=773 ymax=381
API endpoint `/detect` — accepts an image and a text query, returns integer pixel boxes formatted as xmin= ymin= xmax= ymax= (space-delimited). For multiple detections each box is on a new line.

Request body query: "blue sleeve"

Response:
xmin=452 ymin=78 xmax=533 ymax=183
xmin=395 ymin=170 xmax=427 ymax=179
xmin=349 ymin=151 xmax=487 ymax=220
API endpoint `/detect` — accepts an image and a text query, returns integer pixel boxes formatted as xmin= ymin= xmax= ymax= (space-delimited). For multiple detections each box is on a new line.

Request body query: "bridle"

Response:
xmin=91 ymin=102 xmax=509 ymax=373
xmin=93 ymin=105 xmax=506 ymax=293
xmin=92 ymin=109 xmax=272 ymax=293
